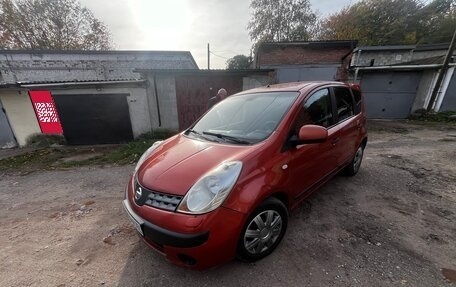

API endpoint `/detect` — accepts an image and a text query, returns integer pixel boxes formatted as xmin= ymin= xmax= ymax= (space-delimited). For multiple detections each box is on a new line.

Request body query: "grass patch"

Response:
xmin=0 ymin=148 xmax=70 ymax=170
xmin=0 ymin=130 xmax=176 ymax=173
xmin=62 ymin=139 xmax=158 ymax=167
xmin=26 ymin=134 xmax=66 ymax=147
xmin=410 ymin=111 xmax=456 ymax=123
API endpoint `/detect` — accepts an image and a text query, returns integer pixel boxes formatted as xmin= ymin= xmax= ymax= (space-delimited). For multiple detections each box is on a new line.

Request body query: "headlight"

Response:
xmin=177 ymin=161 xmax=242 ymax=214
xmin=134 ymin=141 xmax=163 ymax=173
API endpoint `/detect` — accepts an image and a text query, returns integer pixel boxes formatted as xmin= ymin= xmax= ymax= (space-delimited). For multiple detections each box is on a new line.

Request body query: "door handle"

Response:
xmin=331 ymin=137 xmax=340 ymax=146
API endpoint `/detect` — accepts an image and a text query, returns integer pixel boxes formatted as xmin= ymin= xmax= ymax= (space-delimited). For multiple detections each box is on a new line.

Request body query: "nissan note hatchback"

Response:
xmin=123 ymin=81 xmax=368 ymax=269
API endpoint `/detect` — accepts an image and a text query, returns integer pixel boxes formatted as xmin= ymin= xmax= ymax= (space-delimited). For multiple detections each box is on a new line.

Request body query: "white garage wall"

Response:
xmin=0 ymin=90 xmax=41 ymax=146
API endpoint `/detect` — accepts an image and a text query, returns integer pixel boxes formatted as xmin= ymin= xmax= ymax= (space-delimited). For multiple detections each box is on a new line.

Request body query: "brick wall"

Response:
xmin=258 ymin=46 xmax=353 ymax=67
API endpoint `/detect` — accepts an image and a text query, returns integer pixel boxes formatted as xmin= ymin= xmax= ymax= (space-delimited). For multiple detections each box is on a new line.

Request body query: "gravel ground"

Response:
xmin=0 ymin=120 xmax=455 ymax=287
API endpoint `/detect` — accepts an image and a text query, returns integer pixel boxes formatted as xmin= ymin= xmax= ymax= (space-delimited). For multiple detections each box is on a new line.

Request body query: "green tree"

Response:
xmin=248 ymin=0 xmax=316 ymax=50
xmin=416 ymin=0 xmax=456 ymax=43
xmin=0 ymin=0 xmax=112 ymax=50
xmin=318 ymin=0 xmax=422 ymax=45
xmin=226 ymin=54 xmax=252 ymax=69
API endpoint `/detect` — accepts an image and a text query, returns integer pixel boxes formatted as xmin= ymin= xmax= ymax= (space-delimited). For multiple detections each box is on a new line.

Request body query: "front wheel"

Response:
xmin=237 ymin=197 xmax=288 ymax=262
xmin=344 ymin=144 xmax=365 ymax=176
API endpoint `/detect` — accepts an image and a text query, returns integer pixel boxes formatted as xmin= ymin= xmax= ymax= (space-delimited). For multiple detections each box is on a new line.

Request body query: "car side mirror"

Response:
xmin=290 ymin=125 xmax=328 ymax=145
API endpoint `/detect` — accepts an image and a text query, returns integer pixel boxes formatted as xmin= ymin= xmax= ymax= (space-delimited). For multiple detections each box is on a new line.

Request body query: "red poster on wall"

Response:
xmin=29 ymin=90 xmax=63 ymax=134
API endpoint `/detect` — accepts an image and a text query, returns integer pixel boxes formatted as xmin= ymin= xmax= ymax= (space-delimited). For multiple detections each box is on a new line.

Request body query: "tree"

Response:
xmin=0 ymin=0 xmax=112 ymax=50
xmin=317 ymin=0 xmax=456 ymax=46
xmin=318 ymin=0 xmax=422 ymax=45
xmin=248 ymin=0 xmax=316 ymax=50
xmin=416 ymin=0 xmax=456 ymax=43
xmin=226 ymin=55 xmax=252 ymax=69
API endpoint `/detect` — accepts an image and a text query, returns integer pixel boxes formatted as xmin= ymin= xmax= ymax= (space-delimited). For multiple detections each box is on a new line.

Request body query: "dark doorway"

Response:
xmin=53 ymin=94 xmax=133 ymax=144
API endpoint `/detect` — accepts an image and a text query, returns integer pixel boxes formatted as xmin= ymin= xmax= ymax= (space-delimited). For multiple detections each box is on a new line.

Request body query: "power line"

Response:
xmin=211 ymin=49 xmax=251 ymax=55
xmin=209 ymin=51 xmax=230 ymax=60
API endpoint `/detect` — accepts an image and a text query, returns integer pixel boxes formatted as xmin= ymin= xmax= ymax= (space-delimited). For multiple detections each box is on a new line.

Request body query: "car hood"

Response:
xmin=136 ymin=134 xmax=257 ymax=196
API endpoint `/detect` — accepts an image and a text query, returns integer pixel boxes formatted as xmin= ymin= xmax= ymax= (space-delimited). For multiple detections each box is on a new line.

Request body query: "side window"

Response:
xmin=352 ymin=88 xmax=362 ymax=115
xmin=291 ymin=88 xmax=333 ymax=135
xmin=334 ymin=87 xmax=354 ymax=122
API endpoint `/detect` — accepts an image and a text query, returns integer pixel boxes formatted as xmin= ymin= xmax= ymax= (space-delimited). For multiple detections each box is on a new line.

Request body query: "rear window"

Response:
xmin=334 ymin=87 xmax=354 ymax=122
xmin=352 ymin=88 xmax=362 ymax=115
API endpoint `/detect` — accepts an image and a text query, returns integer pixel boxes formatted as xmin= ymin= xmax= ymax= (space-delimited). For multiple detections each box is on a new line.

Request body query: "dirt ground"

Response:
xmin=0 ymin=120 xmax=455 ymax=287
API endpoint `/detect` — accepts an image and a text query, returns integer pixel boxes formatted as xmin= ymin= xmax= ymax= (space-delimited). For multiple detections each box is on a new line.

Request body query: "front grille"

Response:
xmin=135 ymin=180 xmax=183 ymax=212
xmin=145 ymin=191 xmax=182 ymax=211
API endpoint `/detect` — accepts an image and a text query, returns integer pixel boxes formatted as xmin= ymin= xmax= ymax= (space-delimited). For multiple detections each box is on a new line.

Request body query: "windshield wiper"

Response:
xmin=202 ymin=131 xmax=251 ymax=144
xmin=187 ymin=128 xmax=201 ymax=135
xmin=187 ymin=129 xmax=219 ymax=142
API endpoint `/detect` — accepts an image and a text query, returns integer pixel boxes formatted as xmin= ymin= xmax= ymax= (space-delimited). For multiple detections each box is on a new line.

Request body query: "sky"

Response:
xmin=80 ymin=0 xmax=356 ymax=69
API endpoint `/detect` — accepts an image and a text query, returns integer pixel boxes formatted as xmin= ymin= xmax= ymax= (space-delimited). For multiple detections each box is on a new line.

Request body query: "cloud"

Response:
xmin=79 ymin=0 xmax=145 ymax=49
xmin=79 ymin=0 xmax=354 ymax=68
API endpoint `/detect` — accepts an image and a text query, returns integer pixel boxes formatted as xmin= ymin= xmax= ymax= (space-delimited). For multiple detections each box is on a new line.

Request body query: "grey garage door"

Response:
xmin=53 ymin=94 xmax=133 ymax=145
xmin=361 ymin=72 xmax=422 ymax=119
xmin=276 ymin=66 xmax=339 ymax=83
xmin=440 ymin=70 xmax=456 ymax=111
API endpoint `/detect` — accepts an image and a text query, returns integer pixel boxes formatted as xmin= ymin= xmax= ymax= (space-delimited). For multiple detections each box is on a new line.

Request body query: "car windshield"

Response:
xmin=188 ymin=92 xmax=299 ymax=144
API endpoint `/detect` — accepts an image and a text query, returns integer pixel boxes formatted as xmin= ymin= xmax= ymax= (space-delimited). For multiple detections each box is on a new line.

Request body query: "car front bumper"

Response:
xmin=123 ymin=175 xmax=246 ymax=269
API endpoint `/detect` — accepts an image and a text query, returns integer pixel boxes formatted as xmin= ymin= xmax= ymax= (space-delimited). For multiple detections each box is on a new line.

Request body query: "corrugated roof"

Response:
xmin=15 ymin=79 xmax=145 ymax=88
xmin=354 ymin=45 xmax=416 ymax=52
xmin=354 ymin=43 xmax=453 ymax=53
xmin=0 ymin=49 xmax=199 ymax=70
xmin=0 ymin=49 xmax=193 ymax=56
xmin=414 ymin=43 xmax=451 ymax=52
xmin=16 ymin=78 xmax=142 ymax=85
xmin=134 ymin=68 xmax=274 ymax=75
xmin=391 ymin=55 xmax=450 ymax=66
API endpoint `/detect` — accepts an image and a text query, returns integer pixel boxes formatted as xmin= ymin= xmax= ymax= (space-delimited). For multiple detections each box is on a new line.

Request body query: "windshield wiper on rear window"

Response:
xmin=202 ymin=131 xmax=252 ymax=144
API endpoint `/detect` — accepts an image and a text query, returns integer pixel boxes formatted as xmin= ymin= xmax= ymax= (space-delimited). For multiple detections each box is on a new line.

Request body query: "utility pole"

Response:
xmin=207 ymin=43 xmax=210 ymax=70
xmin=426 ymin=26 xmax=456 ymax=112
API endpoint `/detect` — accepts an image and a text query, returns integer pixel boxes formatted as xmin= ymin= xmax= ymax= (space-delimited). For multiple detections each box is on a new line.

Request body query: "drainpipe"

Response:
xmin=434 ymin=67 xmax=455 ymax=112
xmin=354 ymin=68 xmax=360 ymax=83
xmin=153 ymin=74 xmax=162 ymax=127
xmin=356 ymin=49 xmax=362 ymax=67
xmin=426 ymin=27 xmax=456 ymax=112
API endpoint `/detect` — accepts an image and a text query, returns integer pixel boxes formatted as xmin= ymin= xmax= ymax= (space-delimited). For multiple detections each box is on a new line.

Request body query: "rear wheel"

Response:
xmin=237 ymin=197 xmax=288 ymax=262
xmin=344 ymin=144 xmax=365 ymax=176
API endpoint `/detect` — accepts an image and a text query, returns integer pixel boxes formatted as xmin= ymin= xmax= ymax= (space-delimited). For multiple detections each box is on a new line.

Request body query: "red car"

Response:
xmin=123 ymin=81 xmax=367 ymax=269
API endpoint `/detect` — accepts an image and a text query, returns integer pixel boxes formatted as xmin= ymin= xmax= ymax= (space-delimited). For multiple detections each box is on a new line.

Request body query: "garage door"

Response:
xmin=361 ymin=72 xmax=422 ymax=119
xmin=276 ymin=66 xmax=338 ymax=83
xmin=53 ymin=94 xmax=133 ymax=144
xmin=440 ymin=69 xmax=456 ymax=111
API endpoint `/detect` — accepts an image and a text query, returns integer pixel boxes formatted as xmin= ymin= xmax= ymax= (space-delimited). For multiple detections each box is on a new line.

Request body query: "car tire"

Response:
xmin=237 ymin=197 xmax=288 ymax=262
xmin=344 ymin=144 xmax=365 ymax=176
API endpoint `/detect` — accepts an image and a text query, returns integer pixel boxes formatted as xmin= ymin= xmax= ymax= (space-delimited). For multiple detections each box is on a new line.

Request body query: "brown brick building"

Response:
xmin=254 ymin=40 xmax=357 ymax=82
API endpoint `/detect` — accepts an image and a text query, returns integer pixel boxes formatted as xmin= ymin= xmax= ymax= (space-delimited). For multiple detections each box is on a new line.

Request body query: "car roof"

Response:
xmin=239 ymin=81 xmax=348 ymax=95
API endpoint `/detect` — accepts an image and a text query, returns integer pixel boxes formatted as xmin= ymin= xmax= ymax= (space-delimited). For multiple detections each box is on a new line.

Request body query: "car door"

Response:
xmin=332 ymin=86 xmax=360 ymax=167
xmin=283 ymin=88 xmax=340 ymax=201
